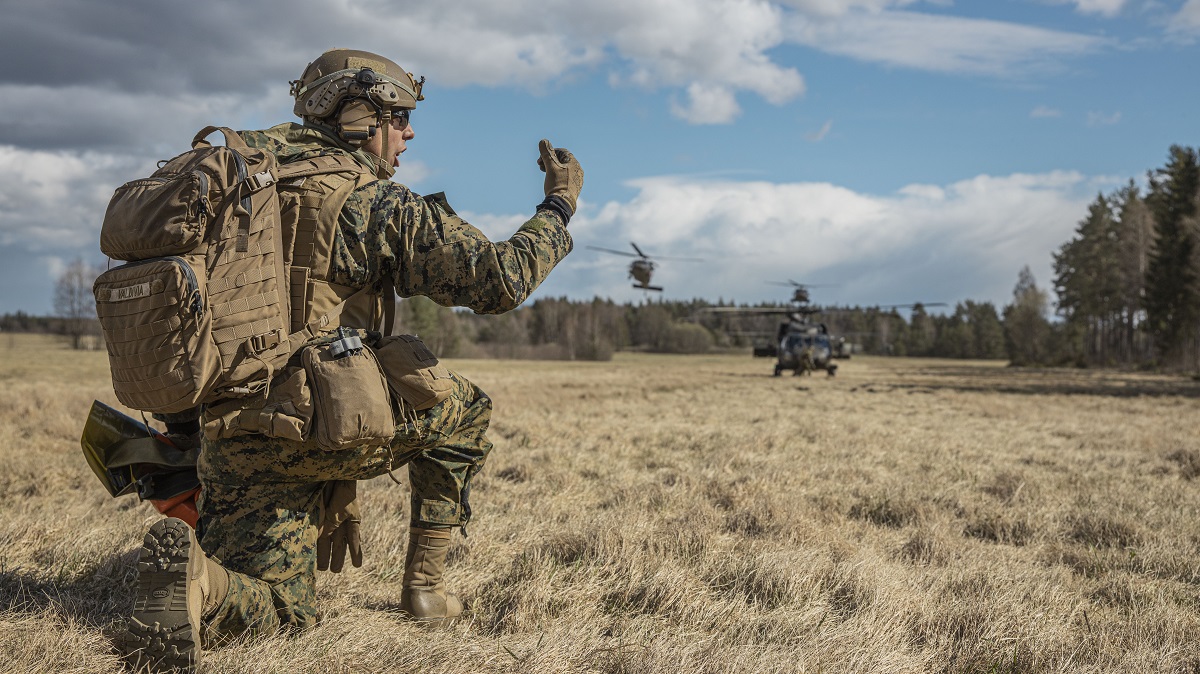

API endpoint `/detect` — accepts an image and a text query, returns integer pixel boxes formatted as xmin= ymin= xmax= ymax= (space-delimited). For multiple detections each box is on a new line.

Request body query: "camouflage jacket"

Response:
xmin=238 ymin=123 xmax=573 ymax=314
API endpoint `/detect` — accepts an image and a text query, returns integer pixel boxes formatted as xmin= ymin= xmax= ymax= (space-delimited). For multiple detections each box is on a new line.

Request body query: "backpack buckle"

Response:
xmin=245 ymin=170 xmax=277 ymax=191
xmin=249 ymin=329 xmax=283 ymax=354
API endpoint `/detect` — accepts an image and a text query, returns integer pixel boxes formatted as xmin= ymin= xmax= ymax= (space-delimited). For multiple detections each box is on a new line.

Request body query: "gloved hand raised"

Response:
xmin=317 ymin=480 xmax=362 ymax=573
xmin=537 ymin=139 xmax=584 ymax=215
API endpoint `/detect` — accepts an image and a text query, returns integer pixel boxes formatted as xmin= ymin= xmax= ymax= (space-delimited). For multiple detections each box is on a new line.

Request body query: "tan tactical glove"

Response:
xmin=317 ymin=480 xmax=363 ymax=573
xmin=537 ymin=139 xmax=584 ymax=215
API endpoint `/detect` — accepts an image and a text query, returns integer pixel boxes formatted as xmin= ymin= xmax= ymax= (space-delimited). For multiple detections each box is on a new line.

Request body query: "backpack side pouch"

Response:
xmin=94 ymin=256 xmax=220 ymax=414
xmin=202 ymin=365 xmax=313 ymax=442
xmin=101 ymin=171 xmax=211 ymax=261
xmin=373 ymin=335 xmax=454 ymax=411
xmin=302 ymin=341 xmax=395 ymax=451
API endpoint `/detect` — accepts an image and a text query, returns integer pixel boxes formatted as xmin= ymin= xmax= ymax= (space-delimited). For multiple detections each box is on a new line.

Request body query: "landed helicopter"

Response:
xmin=703 ymin=281 xmax=944 ymax=377
xmin=586 ymin=242 xmax=704 ymax=292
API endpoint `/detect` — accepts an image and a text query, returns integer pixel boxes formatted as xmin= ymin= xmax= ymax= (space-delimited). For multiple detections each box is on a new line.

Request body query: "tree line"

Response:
xmin=1046 ymin=145 xmax=1199 ymax=370
xmin=396 ymin=294 xmax=1011 ymax=361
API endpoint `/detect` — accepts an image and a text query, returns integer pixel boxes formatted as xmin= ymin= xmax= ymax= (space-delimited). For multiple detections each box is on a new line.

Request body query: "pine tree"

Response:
xmin=1053 ymin=194 xmax=1123 ymax=364
xmin=1004 ymin=266 xmax=1052 ymax=366
xmin=1112 ymin=182 xmax=1154 ymax=362
xmin=1144 ymin=146 xmax=1200 ymax=367
xmin=906 ymin=303 xmax=935 ymax=356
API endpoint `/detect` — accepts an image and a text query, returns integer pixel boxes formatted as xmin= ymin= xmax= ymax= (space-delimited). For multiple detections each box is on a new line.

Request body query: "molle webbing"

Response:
xmin=104 ymin=315 xmax=182 ymax=344
xmin=290 ymin=168 xmax=366 ymax=281
xmin=277 ymin=153 xmax=375 ymax=333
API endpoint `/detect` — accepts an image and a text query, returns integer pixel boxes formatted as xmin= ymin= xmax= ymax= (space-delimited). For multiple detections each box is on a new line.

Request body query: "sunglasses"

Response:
xmin=389 ymin=109 xmax=412 ymax=130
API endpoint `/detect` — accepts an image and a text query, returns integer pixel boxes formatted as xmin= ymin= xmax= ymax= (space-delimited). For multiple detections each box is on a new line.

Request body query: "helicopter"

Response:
xmin=586 ymin=242 xmax=704 ymax=292
xmin=702 ymin=281 xmax=945 ymax=377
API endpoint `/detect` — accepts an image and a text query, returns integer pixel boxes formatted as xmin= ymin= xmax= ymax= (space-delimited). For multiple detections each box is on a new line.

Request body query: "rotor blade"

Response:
xmin=765 ymin=281 xmax=838 ymax=288
xmin=630 ymin=242 xmax=648 ymax=258
xmin=651 ymin=255 xmax=706 ymax=263
xmin=586 ymin=245 xmax=640 ymax=258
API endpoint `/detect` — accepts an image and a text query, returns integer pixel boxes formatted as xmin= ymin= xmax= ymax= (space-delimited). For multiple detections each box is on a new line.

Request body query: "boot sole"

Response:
xmin=118 ymin=517 xmax=201 ymax=673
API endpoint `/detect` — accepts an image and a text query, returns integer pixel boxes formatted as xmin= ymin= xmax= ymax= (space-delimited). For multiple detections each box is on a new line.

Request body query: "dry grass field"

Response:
xmin=2 ymin=332 xmax=1200 ymax=673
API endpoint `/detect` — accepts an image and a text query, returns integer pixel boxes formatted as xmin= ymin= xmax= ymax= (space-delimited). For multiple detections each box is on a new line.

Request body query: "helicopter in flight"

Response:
xmin=586 ymin=242 xmax=704 ymax=292
xmin=702 ymin=280 xmax=944 ymax=377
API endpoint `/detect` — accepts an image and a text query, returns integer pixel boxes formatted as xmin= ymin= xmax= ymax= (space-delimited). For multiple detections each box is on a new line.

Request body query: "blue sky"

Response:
xmin=0 ymin=0 xmax=1197 ymax=315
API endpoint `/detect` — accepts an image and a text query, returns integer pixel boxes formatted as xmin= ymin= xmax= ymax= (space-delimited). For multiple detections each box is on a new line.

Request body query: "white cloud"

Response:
xmin=806 ymin=119 xmax=834 ymax=141
xmin=0 ymin=146 xmax=143 ymax=251
xmin=786 ymin=10 xmax=1111 ymax=76
xmin=670 ymin=83 xmax=742 ymax=124
xmin=0 ymin=0 xmax=1113 ymax=144
xmin=599 ymin=0 xmax=806 ymax=107
xmin=569 ymin=170 xmax=1101 ymax=307
xmin=0 ymin=83 xmax=275 ymax=151
xmin=43 ymin=256 xmax=68 ymax=281
xmin=1170 ymin=0 xmax=1200 ymax=34
xmin=1086 ymin=110 xmax=1122 ymax=126
xmin=263 ymin=0 xmax=807 ymax=121
xmin=393 ymin=159 xmax=432 ymax=188
xmin=777 ymin=0 xmax=922 ymax=17
xmin=0 ymin=0 xmax=806 ymax=133
xmin=1030 ymin=105 xmax=1062 ymax=118
xmin=1051 ymin=0 xmax=1128 ymax=17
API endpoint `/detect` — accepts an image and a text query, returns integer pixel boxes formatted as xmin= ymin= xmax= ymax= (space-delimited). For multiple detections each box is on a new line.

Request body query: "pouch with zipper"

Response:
xmin=101 ymin=170 xmax=211 ymax=260
xmin=302 ymin=333 xmax=395 ymax=451
xmin=94 ymin=255 xmax=220 ymax=413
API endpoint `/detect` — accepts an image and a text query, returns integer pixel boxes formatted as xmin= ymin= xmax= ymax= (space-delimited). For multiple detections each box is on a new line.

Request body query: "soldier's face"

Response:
xmin=365 ymin=113 xmax=416 ymax=167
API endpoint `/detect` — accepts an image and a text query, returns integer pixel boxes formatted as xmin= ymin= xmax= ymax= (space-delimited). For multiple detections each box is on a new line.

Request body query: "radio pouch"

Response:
xmin=302 ymin=331 xmax=395 ymax=451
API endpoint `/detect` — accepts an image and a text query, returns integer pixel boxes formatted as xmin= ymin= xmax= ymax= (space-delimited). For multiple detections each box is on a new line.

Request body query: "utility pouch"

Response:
xmin=94 ymin=255 xmax=220 ymax=414
xmin=373 ymin=334 xmax=454 ymax=411
xmin=203 ymin=365 xmax=314 ymax=442
xmin=101 ymin=170 xmax=210 ymax=260
xmin=302 ymin=330 xmax=395 ymax=451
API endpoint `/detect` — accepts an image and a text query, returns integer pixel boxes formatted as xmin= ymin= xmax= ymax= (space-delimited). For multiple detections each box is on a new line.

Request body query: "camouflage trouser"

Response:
xmin=194 ymin=369 xmax=492 ymax=639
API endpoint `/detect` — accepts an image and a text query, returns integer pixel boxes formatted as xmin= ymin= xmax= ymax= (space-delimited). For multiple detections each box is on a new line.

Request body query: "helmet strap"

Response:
xmin=376 ymin=110 xmax=392 ymax=180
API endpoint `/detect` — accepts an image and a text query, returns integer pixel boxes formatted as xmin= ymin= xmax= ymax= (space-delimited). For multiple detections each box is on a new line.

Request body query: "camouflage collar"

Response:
xmin=258 ymin=122 xmax=385 ymax=175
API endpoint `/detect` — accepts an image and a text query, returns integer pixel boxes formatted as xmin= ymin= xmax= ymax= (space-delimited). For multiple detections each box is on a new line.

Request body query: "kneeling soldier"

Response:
xmin=118 ymin=48 xmax=582 ymax=672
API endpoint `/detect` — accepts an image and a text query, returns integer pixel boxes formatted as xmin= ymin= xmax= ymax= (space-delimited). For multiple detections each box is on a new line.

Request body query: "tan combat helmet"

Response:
xmin=290 ymin=49 xmax=425 ymax=176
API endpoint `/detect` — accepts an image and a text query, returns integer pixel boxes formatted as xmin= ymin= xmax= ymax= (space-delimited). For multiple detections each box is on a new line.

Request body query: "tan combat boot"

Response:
xmin=399 ymin=527 xmax=464 ymax=623
xmin=119 ymin=517 xmax=229 ymax=673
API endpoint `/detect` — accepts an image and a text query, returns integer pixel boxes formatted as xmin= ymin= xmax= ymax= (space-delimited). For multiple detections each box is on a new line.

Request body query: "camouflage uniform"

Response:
xmin=797 ymin=346 xmax=815 ymax=376
xmin=194 ymin=123 xmax=572 ymax=639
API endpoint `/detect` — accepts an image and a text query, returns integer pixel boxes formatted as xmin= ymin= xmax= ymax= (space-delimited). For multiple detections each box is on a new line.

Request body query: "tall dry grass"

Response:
xmin=1 ymin=333 xmax=1199 ymax=673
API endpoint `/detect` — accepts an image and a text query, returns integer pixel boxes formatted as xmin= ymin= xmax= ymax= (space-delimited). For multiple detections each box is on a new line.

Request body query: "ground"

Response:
xmin=1 ymin=333 xmax=1199 ymax=673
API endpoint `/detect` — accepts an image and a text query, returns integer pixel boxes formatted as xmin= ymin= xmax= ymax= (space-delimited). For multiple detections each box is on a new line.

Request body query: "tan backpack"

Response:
xmin=94 ymin=127 xmax=370 ymax=414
